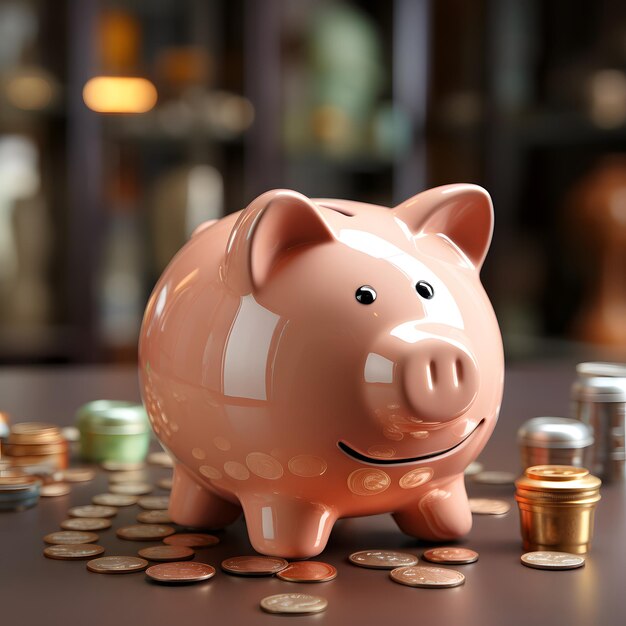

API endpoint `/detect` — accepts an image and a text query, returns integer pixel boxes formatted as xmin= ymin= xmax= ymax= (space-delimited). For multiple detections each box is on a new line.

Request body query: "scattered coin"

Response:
xmin=138 ymin=545 xmax=195 ymax=562
xmin=157 ymin=477 xmax=173 ymax=490
xmin=472 ymin=470 xmax=516 ymax=485
xmin=137 ymin=509 xmax=172 ymax=524
xmin=221 ymin=556 xmax=289 ymax=576
xmin=40 ymin=483 xmax=71 ymax=497
xmin=137 ymin=496 xmax=170 ymax=510
xmin=44 ymin=544 xmax=105 ymax=560
xmin=58 ymin=468 xmax=95 ymax=482
xmin=147 ymin=452 xmax=173 ymax=468
xmin=108 ymin=471 xmax=148 ymax=484
xmin=61 ymin=517 xmax=112 ymax=531
xmin=390 ymin=566 xmax=465 ymax=588
xmin=277 ymin=561 xmax=337 ymax=583
xmin=260 ymin=593 xmax=328 ymax=615
xmin=520 ymin=551 xmax=585 ymax=570
xmin=60 ymin=426 xmax=81 ymax=442
xmin=69 ymin=505 xmax=118 ymax=519
xmin=163 ymin=533 xmax=219 ymax=548
xmin=92 ymin=493 xmax=138 ymax=507
xmin=422 ymin=547 xmax=479 ymax=565
xmin=117 ymin=524 xmax=176 ymax=541
xmin=146 ymin=561 xmax=216 ymax=583
xmin=102 ymin=461 xmax=146 ymax=472
xmin=468 ymin=498 xmax=511 ymax=515
xmin=349 ymin=550 xmax=419 ymax=569
xmin=465 ymin=461 xmax=484 ymax=476
xmin=87 ymin=556 xmax=149 ymax=574
xmin=44 ymin=531 xmax=100 ymax=545
xmin=109 ymin=482 xmax=153 ymax=496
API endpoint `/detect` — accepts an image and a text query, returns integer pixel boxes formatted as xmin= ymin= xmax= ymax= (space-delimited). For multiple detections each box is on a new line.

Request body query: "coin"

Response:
xmin=163 ymin=533 xmax=219 ymax=548
xmin=44 ymin=531 xmax=100 ymax=545
xmin=109 ymin=482 xmax=153 ymax=496
xmin=520 ymin=551 xmax=585 ymax=570
xmin=146 ymin=561 xmax=216 ymax=583
xmin=61 ymin=517 xmax=112 ymax=531
xmin=137 ymin=509 xmax=172 ymax=524
xmin=92 ymin=493 xmax=138 ymax=507
xmin=276 ymin=561 xmax=337 ymax=583
xmin=69 ymin=505 xmax=118 ymax=519
xmin=40 ymin=483 xmax=71 ymax=497
xmin=108 ymin=471 xmax=148 ymax=484
xmin=44 ymin=544 xmax=105 ymax=560
xmin=147 ymin=452 xmax=173 ymax=467
xmin=348 ymin=550 xmax=418 ymax=569
xmin=157 ymin=477 xmax=173 ymax=490
xmin=260 ymin=593 xmax=328 ymax=615
xmin=58 ymin=468 xmax=95 ymax=482
xmin=468 ymin=498 xmax=511 ymax=515
xmin=117 ymin=524 xmax=176 ymax=541
xmin=138 ymin=546 xmax=195 ymax=562
xmin=137 ymin=496 xmax=170 ymax=510
xmin=422 ymin=547 xmax=479 ymax=565
xmin=464 ymin=461 xmax=484 ymax=476
xmin=102 ymin=461 xmax=146 ymax=472
xmin=390 ymin=566 xmax=465 ymax=588
xmin=221 ymin=556 xmax=289 ymax=576
xmin=472 ymin=470 xmax=516 ymax=485
xmin=526 ymin=466 xmax=589 ymax=481
xmin=87 ymin=556 xmax=149 ymax=574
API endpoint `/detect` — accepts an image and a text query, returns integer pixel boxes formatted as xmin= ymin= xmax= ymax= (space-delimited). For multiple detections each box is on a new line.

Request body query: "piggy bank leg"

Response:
xmin=239 ymin=494 xmax=337 ymax=559
xmin=393 ymin=474 xmax=472 ymax=541
xmin=169 ymin=464 xmax=241 ymax=528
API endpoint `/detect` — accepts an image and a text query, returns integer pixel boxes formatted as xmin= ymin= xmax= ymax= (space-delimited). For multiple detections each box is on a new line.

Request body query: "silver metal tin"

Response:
xmin=576 ymin=362 xmax=626 ymax=379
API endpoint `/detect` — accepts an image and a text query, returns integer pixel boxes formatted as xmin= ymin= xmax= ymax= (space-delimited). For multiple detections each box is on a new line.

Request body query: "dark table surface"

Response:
xmin=0 ymin=363 xmax=623 ymax=626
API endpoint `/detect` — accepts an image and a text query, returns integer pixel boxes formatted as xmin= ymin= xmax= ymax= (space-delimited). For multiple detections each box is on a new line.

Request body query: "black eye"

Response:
xmin=416 ymin=281 xmax=434 ymax=299
xmin=355 ymin=285 xmax=376 ymax=304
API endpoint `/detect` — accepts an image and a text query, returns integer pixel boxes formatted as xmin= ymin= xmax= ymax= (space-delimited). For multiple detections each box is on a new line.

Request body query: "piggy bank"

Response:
xmin=139 ymin=184 xmax=504 ymax=558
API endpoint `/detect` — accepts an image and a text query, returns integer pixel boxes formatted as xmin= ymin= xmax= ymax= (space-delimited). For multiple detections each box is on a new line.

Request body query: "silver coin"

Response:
xmin=101 ymin=461 xmax=145 ymax=472
xmin=260 ymin=593 xmax=328 ymax=615
xmin=521 ymin=551 xmax=585 ymax=570
xmin=109 ymin=482 xmax=153 ymax=496
xmin=137 ymin=496 xmax=170 ymax=510
xmin=61 ymin=517 xmax=112 ymax=531
xmin=157 ymin=477 xmax=173 ymax=490
xmin=472 ymin=470 xmax=516 ymax=485
xmin=390 ymin=565 xmax=465 ymax=588
xmin=92 ymin=493 xmax=138 ymax=507
xmin=69 ymin=505 xmax=118 ymax=519
xmin=464 ymin=461 xmax=484 ymax=476
xmin=44 ymin=544 xmax=105 ymax=560
xmin=108 ymin=471 xmax=148 ymax=484
xmin=468 ymin=498 xmax=511 ymax=515
xmin=349 ymin=550 xmax=418 ymax=569
xmin=147 ymin=452 xmax=173 ymax=468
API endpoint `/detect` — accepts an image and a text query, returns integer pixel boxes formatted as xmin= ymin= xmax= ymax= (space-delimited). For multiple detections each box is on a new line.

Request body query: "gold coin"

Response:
xmin=390 ymin=566 xmax=465 ymax=588
xmin=422 ymin=547 xmax=479 ymax=565
xmin=44 ymin=531 xmax=99 ymax=545
xmin=146 ymin=561 xmax=216 ymax=583
xmin=221 ymin=556 xmax=289 ymax=576
xmin=69 ymin=505 xmax=118 ymax=519
xmin=108 ymin=471 xmax=148 ymax=484
xmin=276 ymin=561 xmax=337 ymax=583
xmin=525 ymin=466 xmax=589 ymax=481
xmin=138 ymin=545 xmax=195 ymax=562
xmin=87 ymin=556 xmax=148 ymax=574
xmin=137 ymin=509 xmax=172 ymax=524
xmin=163 ymin=533 xmax=219 ymax=548
xmin=520 ymin=551 xmax=585 ymax=570
xmin=260 ymin=593 xmax=328 ymax=615
xmin=157 ymin=477 xmax=173 ymax=490
xmin=472 ymin=470 xmax=517 ymax=485
xmin=116 ymin=524 xmax=176 ymax=541
xmin=147 ymin=452 xmax=173 ymax=467
xmin=468 ymin=498 xmax=511 ymax=515
xmin=57 ymin=468 xmax=95 ymax=482
xmin=40 ymin=483 xmax=71 ymax=497
xmin=102 ymin=460 xmax=146 ymax=472
xmin=61 ymin=517 xmax=112 ymax=531
xmin=109 ymin=482 xmax=153 ymax=496
xmin=44 ymin=544 xmax=105 ymax=560
xmin=349 ymin=550 xmax=418 ymax=569
xmin=92 ymin=493 xmax=138 ymax=507
xmin=137 ymin=496 xmax=170 ymax=510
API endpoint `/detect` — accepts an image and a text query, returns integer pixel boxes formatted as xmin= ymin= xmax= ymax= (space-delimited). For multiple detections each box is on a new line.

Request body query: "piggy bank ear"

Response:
xmin=223 ymin=189 xmax=336 ymax=294
xmin=394 ymin=184 xmax=494 ymax=270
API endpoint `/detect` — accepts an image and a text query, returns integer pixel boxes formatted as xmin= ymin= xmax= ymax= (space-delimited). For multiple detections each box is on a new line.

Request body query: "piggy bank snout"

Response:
xmin=403 ymin=339 xmax=479 ymax=423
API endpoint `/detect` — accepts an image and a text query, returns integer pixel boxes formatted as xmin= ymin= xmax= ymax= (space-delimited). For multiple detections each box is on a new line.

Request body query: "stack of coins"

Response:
xmin=0 ymin=473 xmax=41 ymax=511
xmin=4 ymin=423 xmax=69 ymax=472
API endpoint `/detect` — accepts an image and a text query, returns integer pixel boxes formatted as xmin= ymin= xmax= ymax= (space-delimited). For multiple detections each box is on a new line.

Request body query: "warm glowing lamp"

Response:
xmin=83 ymin=76 xmax=157 ymax=114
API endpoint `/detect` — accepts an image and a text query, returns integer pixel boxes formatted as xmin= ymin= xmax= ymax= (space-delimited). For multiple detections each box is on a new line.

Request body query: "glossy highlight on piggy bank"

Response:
xmin=139 ymin=184 xmax=505 ymax=558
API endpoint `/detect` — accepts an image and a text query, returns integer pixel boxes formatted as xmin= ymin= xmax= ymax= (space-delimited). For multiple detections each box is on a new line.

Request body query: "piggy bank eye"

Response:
xmin=355 ymin=285 xmax=376 ymax=304
xmin=416 ymin=280 xmax=434 ymax=299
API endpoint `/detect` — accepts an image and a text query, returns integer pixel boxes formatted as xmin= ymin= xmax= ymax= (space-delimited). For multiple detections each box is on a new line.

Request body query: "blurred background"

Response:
xmin=0 ymin=0 xmax=625 ymax=365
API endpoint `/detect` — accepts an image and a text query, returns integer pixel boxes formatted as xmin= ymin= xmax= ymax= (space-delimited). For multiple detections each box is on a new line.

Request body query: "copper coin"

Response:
xmin=521 ymin=551 xmax=585 ymax=570
xmin=349 ymin=550 xmax=418 ymax=569
xmin=44 ymin=531 xmax=100 ymax=545
xmin=92 ymin=493 xmax=138 ymax=507
xmin=138 ymin=546 xmax=195 ymax=562
xmin=163 ymin=533 xmax=219 ymax=548
xmin=137 ymin=509 xmax=172 ymax=524
xmin=40 ymin=483 xmax=71 ymax=497
xmin=137 ymin=496 xmax=170 ymax=510
xmin=221 ymin=556 xmax=289 ymax=576
xmin=157 ymin=477 xmax=173 ymax=490
xmin=69 ymin=505 xmax=118 ymax=519
xmin=109 ymin=482 xmax=153 ymax=496
xmin=469 ymin=498 xmax=511 ymax=515
xmin=472 ymin=470 xmax=516 ymax=485
xmin=58 ymin=468 xmax=95 ymax=482
xmin=117 ymin=524 xmax=176 ymax=541
xmin=101 ymin=461 xmax=146 ymax=472
xmin=277 ymin=561 xmax=337 ymax=583
xmin=422 ymin=547 xmax=479 ymax=565
xmin=61 ymin=517 xmax=112 ymax=531
xmin=109 ymin=471 xmax=148 ymax=484
xmin=390 ymin=565 xmax=465 ymax=588
xmin=87 ymin=556 xmax=149 ymax=574
xmin=44 ymin=544 xmax=105 ymax=560
xmin=260 ymin=593 xmax=328 ymax=615
xmin=147 ymin=452 xmax=173 ymax=467
xmin=146 ymin=561 xmax=216 ymax=583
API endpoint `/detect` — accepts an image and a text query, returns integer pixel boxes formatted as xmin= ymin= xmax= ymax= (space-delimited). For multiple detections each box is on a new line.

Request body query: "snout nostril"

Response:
xmin=426 ymin=360 xmax=437 ymax=391
xmin=452 ymin=358 xmax=463 ymax=387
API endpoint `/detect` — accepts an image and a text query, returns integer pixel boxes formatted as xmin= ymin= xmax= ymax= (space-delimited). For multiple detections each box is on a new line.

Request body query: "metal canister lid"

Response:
xmin=517 ymin=417 xmax=594 ymax=449
xmin=572 ymin=376 xmax=626 ymax=403
xmin=576 ymin=362 xmax=626 ymax=378
xmin=515 ymin=465 xmax=601 ymax=501
xmin=76 ymin=401 xmax=150 ymax=435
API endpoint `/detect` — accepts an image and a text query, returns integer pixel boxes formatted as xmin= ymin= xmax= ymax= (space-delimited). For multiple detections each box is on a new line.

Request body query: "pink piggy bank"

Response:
xmin=139 ymin=184 xmax=504 ymax=558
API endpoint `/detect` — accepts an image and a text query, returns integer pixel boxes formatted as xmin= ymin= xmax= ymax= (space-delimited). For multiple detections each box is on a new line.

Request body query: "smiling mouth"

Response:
xmin=338 ymin=420 xmax=485 ymax=466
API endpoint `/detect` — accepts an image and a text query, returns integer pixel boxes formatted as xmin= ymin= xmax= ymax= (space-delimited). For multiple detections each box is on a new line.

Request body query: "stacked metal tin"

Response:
xmin=0 ymin=471 xmax=41 ymax=511
xmin=4 ymin=422 xmax=69 ymax=472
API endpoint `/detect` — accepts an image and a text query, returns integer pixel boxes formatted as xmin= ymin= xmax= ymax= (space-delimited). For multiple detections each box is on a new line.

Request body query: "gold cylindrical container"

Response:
xmin=515 ymin=465 xmax=601 ymax=554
